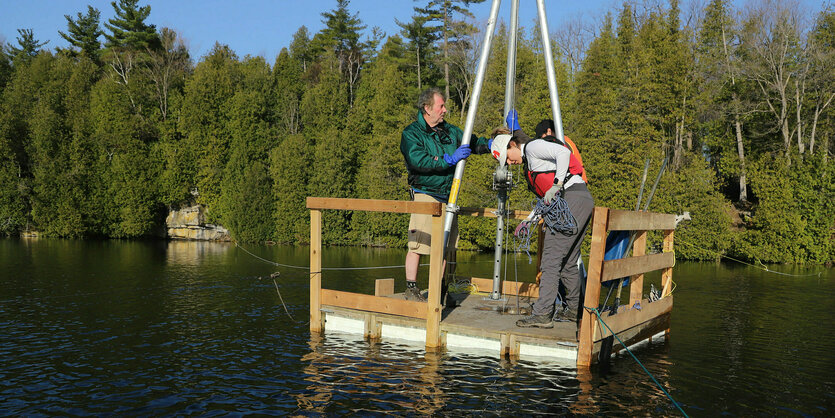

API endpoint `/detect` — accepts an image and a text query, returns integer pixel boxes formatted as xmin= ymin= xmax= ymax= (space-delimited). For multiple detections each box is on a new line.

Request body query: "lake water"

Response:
xmin=1 ymin=238 xmax=832 ymax=416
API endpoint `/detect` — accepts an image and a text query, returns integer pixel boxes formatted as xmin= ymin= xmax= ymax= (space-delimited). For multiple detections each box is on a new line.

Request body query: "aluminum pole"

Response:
xmin=490 ymin=0 xmax=519 ymax=301
xmin=536 ymin=0 xmax=565 ymax=141
xmin=502 ymin=0 xmax=519 ymax=121
xmin=442 ymin=0 xmax=502 ymax=251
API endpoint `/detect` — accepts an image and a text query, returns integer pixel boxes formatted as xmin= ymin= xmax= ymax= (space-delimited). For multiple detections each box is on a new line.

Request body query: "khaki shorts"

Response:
xmin=408 ymin=192 xmax=459 ymax=255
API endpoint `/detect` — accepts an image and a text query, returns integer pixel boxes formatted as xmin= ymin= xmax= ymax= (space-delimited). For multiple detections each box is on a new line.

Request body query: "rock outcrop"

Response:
xmin=166 ymin=205 xmax=230 ymax=241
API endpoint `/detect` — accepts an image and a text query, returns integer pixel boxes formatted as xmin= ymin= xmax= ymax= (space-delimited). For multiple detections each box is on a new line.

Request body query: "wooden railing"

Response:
xmin=576 ymin=207 xmax=676 ymax=367
xmin=307 ymin=197 xmax=448 ymax=350
xmin=308 ymin=198 xmax=676 ymax=367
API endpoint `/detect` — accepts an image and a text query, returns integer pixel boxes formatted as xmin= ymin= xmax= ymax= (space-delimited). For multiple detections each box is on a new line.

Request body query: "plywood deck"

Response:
xmin=439 ymin=291 xmax=578 ymax=343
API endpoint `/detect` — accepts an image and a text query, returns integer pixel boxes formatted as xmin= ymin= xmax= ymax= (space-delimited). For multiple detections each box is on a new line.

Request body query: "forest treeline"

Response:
xmin=0 ymin=0 xmax=832 ymax=264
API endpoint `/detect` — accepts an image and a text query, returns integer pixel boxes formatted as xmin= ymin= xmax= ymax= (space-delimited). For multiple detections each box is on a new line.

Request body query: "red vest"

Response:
xmin=523 ymin=136 xmax=587 ymax=198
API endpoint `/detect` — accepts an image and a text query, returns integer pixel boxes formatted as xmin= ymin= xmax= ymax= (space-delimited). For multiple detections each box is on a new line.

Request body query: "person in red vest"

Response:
xmin=493 ymin=112 xmax=595 ymax=327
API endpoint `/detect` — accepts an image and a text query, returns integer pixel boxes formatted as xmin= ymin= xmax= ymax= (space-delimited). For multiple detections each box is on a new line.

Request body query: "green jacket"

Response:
xmin=400 ymin=111 xmax=490 ymax=198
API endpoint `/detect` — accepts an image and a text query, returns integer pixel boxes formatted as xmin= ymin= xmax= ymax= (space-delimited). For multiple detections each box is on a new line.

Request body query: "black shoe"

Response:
xmin=404 ymin=286 xmax=426 ymax=302
xmin=516 ymin=314 xmax=554 ymax=328
xmin=554 ymin=308 xmax=579 ymax=323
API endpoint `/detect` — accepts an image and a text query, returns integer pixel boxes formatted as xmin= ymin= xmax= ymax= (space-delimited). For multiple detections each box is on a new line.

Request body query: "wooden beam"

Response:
xmin=593 ymin=296 xmax=673 ymax=340
xmin=458 ymin=207 xmax=532 ymax=220
xmin=608 ymin=210 xmax=676 ymax=231
xmin=426 ymin=214 xmax=444 ymax=350
xmin=629 ymin=231 xmax=647 ymax=306
xmin=375 ymin=278 xmax=394 ymax=297
xmin=310 ymin=209 xmax=323 ymax=333
xmin=321 ymin=289 xmax=427 ymax=319
xmin=600 ymin=252 xmax=675 ymax=283
xmin=595 ymin=312 xmax=671 ymax=358
xmin=306 ymin=197 xmax=442 ymax=216
xmin=578 ymin=207 xmax=609 ymax=368
xmin=470 ymin=277 xmax=540 ymax=298
xmin=662 ymin=230 xmax=675 ymax=297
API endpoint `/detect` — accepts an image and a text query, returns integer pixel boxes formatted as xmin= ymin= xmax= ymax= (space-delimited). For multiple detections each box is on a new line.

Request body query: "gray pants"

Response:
xmin=533 ymin=183 xmax=594 ymax=316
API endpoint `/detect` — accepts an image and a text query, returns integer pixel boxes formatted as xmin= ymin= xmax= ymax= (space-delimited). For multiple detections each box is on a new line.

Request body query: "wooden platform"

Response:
xmin=321 ymin=288 xmax=671 ymax=363
xmin=307 ymin=197 xmax=677 ymax=368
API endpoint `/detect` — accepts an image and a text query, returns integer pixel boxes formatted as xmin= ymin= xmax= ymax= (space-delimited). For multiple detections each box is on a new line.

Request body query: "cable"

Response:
xmin=585 ymin=306 xmax=689 ymax=417
xmin=675 ymin=240 xmax=823 ymax=278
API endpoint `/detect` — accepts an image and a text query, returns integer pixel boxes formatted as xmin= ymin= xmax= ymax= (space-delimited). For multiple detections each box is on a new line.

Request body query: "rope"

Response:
xmin=235 ymin=242 xmax=431 ymax=272
xmin=513 ymin=195 xmax=577 ymax=262
xmin=675 ymin=240 xmax=823 ymax=278
xmin=584 ymin=306 xmax=689 ymax=417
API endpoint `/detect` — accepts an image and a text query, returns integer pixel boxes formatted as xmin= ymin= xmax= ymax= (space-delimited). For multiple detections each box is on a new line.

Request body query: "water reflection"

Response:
xmin=297 ymin=333 xmax=599 ymax=415
xmin=297 ymin=334 xmax=447 ymax=414
xmin=1 ymin=240 xmax=832 ymax=416
xmin=165 ymin=240 xmax=234 ymax=266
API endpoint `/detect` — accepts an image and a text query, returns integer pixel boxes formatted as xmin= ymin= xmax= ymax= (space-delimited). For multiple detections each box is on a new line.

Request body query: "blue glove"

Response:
xmin=487 ymin=139 xmax=493 ymax=149
xmin=443 ymin=144 xmax=471 ymax=166
xmin=506 ymin=109 xmax=520 ymax=131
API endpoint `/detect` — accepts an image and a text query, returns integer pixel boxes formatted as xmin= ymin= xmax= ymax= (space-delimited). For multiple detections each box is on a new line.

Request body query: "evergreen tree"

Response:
xmin=273 ymin=48 xmax=304 ymax=135
xmin=414 ymin=0 xmax=486 ymax=102
xmin=178 ymin=43 xmax=239 ymax=222
xmin=104 ymin=0 xmax=160 ymax=50
xmin=6 ymin=29 xmax=49 ymax=62
xmin=289 ymin=26 xmax=313 ymax=72
xmin=311 ymin=0 xmax=367 ymax=105
xmin=89 ymin=75 xmax=157 ymax=237
xmin=348 ymin=37 xmax=414 ymax=246
xmin=0 ymin=41 xmax=11 ymax=89
xmin=397 ymin=14 xmax=439 ymax=90
xmin=59 ymin=6 xmax=104 ymax=59
xmin=301 ymin=52 xmax=353 ymax=244
xmin=697 ymin=0 xmax=752 ymax=202
xmin=270 ymin=133 xmax=311 ymax=243
xmin=219 ymin=56 xmax=276 ymax=242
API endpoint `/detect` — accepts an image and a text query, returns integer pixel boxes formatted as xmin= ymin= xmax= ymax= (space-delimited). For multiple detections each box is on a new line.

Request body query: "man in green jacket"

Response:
xmin=400 ymin=87 xmax=492 ymax=301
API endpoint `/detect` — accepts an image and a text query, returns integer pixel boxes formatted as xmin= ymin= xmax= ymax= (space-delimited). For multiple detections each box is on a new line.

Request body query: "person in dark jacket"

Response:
xmin=400 ymin=87 xmax=491 ymax=302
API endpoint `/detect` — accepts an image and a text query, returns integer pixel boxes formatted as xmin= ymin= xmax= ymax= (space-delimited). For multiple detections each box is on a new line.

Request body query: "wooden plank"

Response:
xmin=608 ymin=209 xmax=676 ymax=231
xmin=594 ymin=312 xmax=671 ymax=360
xmin=600 ymin=252 xmax=675 ymax=283
xmin=629 ymin=231 xmax=647 ymax=306
xmin=309 ymin=209 xmax=323 ymax=333
xmin=592 ymin=296 xmax=673 ymax=341
xmin=322 ymin=289 xmax=427 ymax=319
xmin=577 ymin=207 xmax=609 ymax=368
xmin=470 ymin=277 xmax=540 ymax=298
xmin=306 ymin=197 xmax=442 ymax=216
xmin=375 ymin=278 xmax=394 ymax=296
xmin=425 ymin=214 xmax=444 ymax=350
xmin=662 ymin=230 xmax=675 ymax=297
xmin=458 ymin=207 xmax=532 ymax=220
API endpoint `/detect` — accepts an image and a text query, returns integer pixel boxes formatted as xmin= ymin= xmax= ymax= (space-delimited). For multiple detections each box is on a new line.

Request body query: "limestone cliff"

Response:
xmin=165 ymin=205 xmax=230 ymax=241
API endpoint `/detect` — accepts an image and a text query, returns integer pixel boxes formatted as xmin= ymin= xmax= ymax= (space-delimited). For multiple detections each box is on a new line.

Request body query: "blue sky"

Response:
xmin=0 ymin=0 xmax=828 ymax=63
xmin=0 ymin=0 xmax=629 ymax=62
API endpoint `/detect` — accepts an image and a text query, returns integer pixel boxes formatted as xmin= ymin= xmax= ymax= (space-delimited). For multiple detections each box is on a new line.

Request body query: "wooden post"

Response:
xmin=661 ymin=230 xmax=675 ymax=297
xmin=577 ymin=207 xmax=609 ymax=368
xmin=425 ymin=214 xmax=444 ymax=350
xmin=629 ymin=231 xmax=647 ymax=307
xmin=375 ymin=278 xmax=395 ymax=296
xmin=309 ymin=209 xmax=323 ymax=333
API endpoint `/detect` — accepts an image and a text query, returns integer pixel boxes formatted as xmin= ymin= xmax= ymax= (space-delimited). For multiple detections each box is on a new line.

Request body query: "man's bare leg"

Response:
xmin=405 ymin=251 xmax=421 ymax=283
